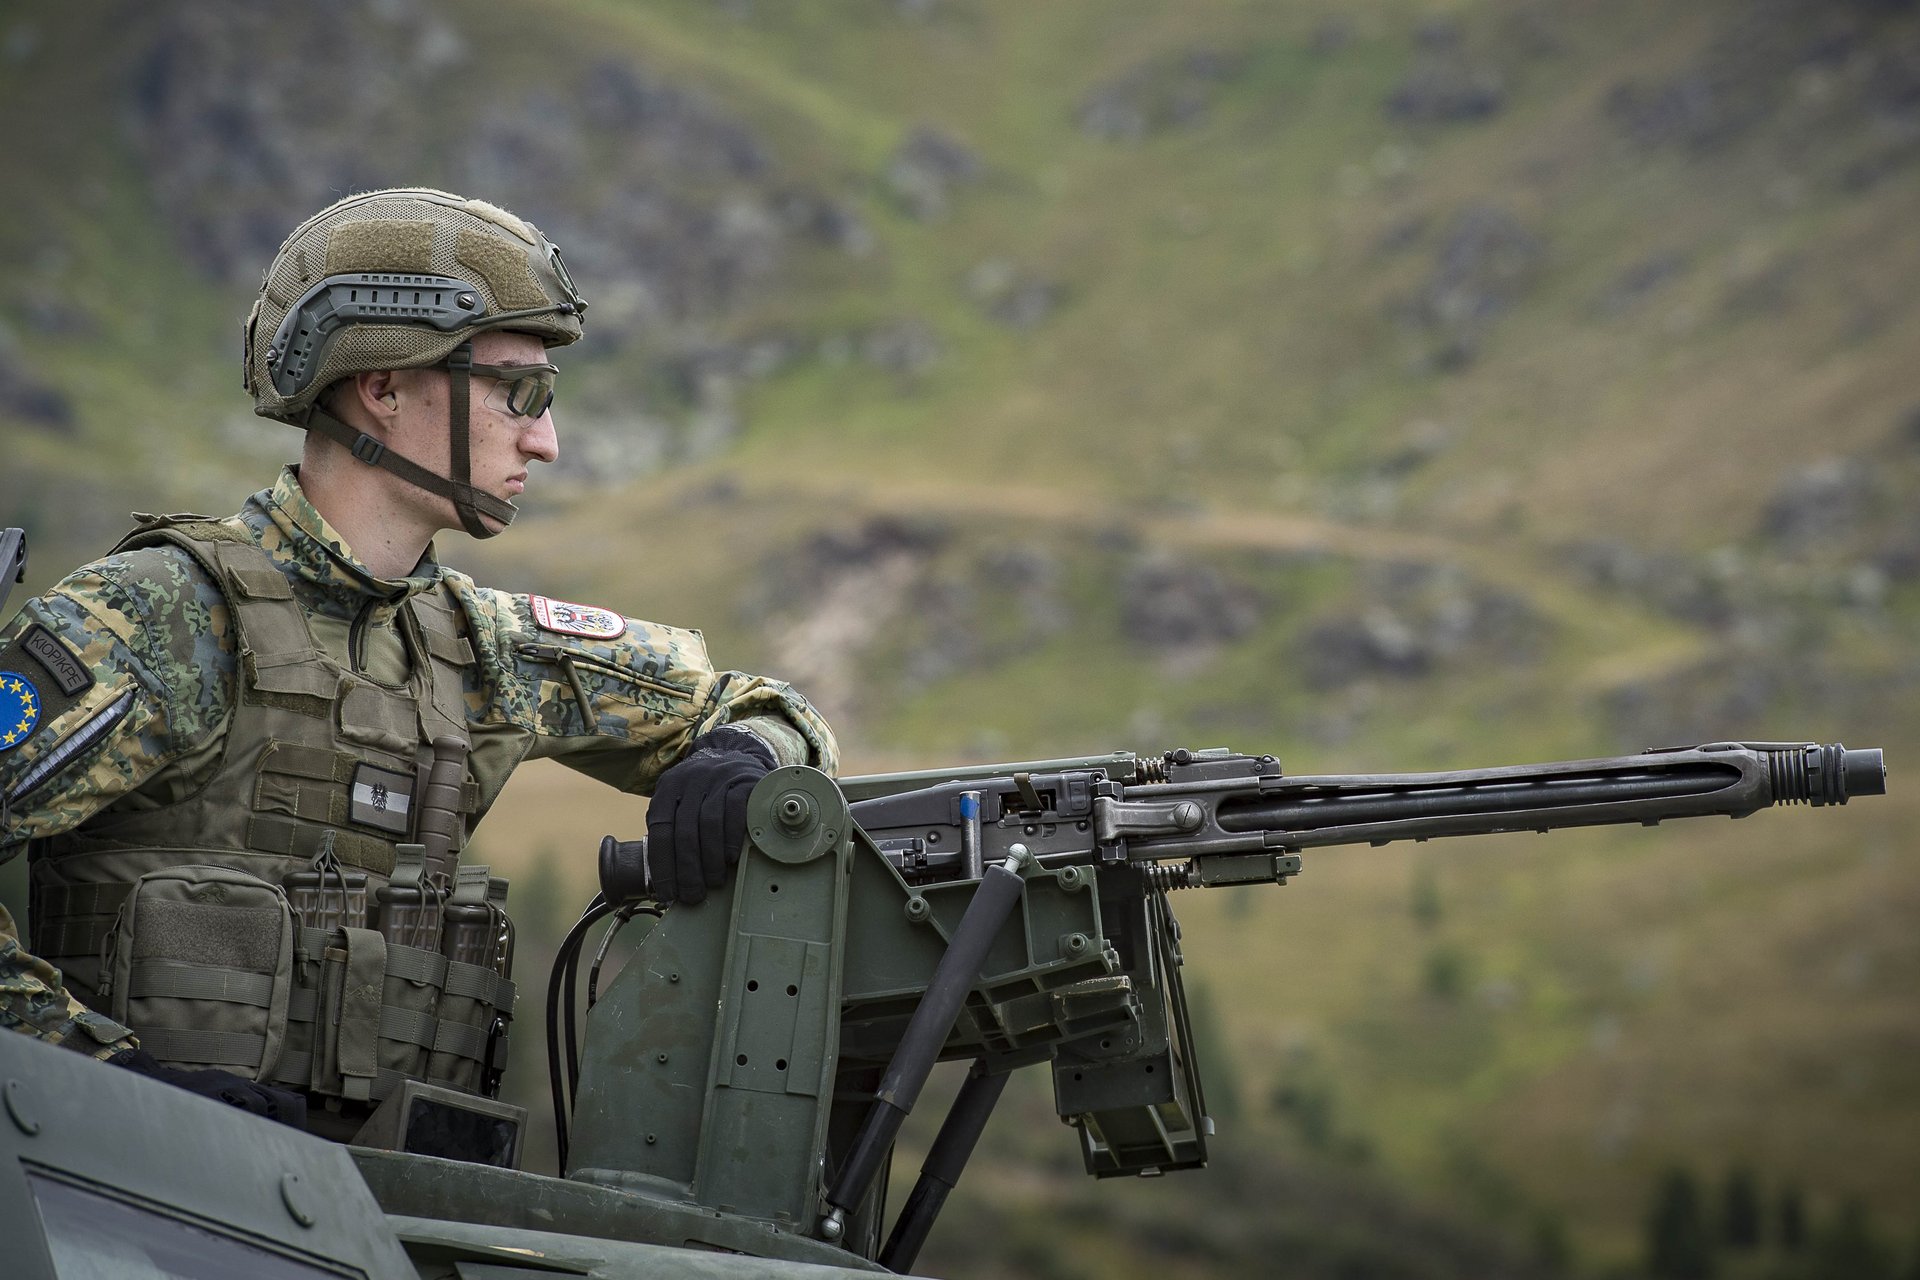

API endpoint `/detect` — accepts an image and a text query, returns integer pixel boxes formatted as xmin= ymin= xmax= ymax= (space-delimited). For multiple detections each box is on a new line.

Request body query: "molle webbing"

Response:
xmin=418 ymin=616 xmax=476 ymax=667
xmin=29 ymin=881 xmax=132 ymax=963
xmin=259 ymin=741 xmax=358 ymax=791
xmin=130 ymin=954 xmax=279 ymax=1069
xmin=247 ymin=818 xmax=398 ymax=876
xmin=106 ymin=523 xmax=479 ymax=868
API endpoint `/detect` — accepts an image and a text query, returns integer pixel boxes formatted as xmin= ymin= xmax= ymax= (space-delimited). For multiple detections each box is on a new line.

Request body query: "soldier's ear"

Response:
xmin=346 ymin=370 xmax=402 ymax=425
xmin=367 ymin=371 xmax=399 ymax=412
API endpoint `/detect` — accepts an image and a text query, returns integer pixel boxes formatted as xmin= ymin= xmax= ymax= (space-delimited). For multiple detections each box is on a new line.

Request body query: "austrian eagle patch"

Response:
xmin=531 ymin=595 xmax=627 ymax=640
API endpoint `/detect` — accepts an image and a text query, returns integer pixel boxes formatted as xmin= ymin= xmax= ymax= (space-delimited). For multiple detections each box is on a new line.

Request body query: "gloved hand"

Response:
xmin=647 ymin=726 xmax=777 ymax=905
xmin=108 ymin=1048 xmax=308 ymax=1129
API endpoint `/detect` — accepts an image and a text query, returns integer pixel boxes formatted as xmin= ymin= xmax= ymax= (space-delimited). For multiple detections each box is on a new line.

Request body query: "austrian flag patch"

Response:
xmin=531 ymin=595 xmax=628 ymax=640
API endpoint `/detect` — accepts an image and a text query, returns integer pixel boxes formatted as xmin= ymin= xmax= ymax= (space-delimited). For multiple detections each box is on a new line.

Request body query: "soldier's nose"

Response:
xmin=522 ymin=411 xmax=558 ymax=465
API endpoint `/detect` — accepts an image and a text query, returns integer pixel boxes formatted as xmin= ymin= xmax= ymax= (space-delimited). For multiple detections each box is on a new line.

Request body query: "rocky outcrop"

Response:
xmin=1119 ymin=553 xmax=1264 ymax=657
xmin=741 ymin=518 xmax=949 ymax=719
xmin=1298 ymin=564 xmax=1547 ymax=691
xmin=965 ymin=260 xmax=1062 ymax=331
xmin=1077 ymin=48 xmax=1244 ymax=142
xmin=1385 ymin=20 xmax=1506 ymax=124
xmin=1595 ymin=251 xmax=1689 ymax=317
xmin=1400 ymin=207 xmax=1545 ymax=370
xmin=0 ymin=331 xmax=74 ymax=431
xmin=1758 ymin=457 xmax=1882 ymax=549
xmin=1605 ymin=0 xmax=1920 ymax=186
xmin=859 ymin=320 xmax=945 ymax=379
xmin=883 ymin=126 xmax=981 ymax=221
xmin=120 ymin=0 xmax=864 ymax=348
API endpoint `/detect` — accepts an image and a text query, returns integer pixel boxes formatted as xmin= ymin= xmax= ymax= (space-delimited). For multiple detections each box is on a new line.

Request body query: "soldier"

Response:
xmin=0 ymin=189 xmax=837 ymax=1133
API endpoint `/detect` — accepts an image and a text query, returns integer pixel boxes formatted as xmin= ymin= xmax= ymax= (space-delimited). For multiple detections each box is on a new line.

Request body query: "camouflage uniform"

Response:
xmin=0 ymin=905 xmax=136 ymax=1060
xmin=0 ymin=465 xmax=837 ymax=1058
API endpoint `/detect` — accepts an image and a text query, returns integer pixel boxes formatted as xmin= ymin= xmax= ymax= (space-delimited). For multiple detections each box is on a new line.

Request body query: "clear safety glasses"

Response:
xmin=470 ymin=360 xmax=559 ymax=418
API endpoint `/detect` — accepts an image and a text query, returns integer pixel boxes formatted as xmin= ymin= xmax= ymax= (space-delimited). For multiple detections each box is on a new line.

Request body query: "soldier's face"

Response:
xmin=389 ymin=330 xmax=559 ymax=535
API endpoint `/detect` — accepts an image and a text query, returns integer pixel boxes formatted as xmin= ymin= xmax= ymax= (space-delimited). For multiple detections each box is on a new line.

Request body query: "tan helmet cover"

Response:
xmin=243 ymin=187 xmax=586 ymax=424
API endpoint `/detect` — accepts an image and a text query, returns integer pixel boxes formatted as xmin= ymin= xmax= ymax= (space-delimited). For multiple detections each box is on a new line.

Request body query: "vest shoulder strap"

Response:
xmin=407 ymin=581 xmax=475 ymax=743
xmin=116 ymin=520 xmax=332 ymax=704
xmin=111 ymin=519 xmax=234 ymax=580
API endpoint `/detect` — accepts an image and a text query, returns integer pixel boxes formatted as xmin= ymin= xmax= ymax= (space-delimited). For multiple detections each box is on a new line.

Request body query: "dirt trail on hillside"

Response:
xmin=798 ymin=474 xmax=1475 ymax=565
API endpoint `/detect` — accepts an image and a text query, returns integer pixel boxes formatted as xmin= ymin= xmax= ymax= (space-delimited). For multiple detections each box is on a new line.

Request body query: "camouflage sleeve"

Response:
xmin=0 ymin=548 xmax=234 ymax=852
xmin=451 ymin=579 xmax=839 ymax=794
xmin=0 ymin=904 xmax=136 ymax=1059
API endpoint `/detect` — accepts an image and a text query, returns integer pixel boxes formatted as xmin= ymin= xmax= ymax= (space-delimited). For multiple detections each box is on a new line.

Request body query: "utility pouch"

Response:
xmin=373 ymin=844 xmax=440 ymax=953
xmin=99 ymin=864 xmax=295 ymax=1081
xmin=427 ymin=865 xmax=513 ymax=1095
xmin=282 ymin=923 xmax=452 ymax=1104
xmin=283 ymin=836 xmax=369 ymax=934
xmin=314 ymin=926 xmax=388 ymax=1103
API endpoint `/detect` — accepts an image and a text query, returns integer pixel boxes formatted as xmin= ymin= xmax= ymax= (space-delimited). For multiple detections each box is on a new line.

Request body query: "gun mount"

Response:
xmin=564 ymin=740 xmax=1884 ymax=1272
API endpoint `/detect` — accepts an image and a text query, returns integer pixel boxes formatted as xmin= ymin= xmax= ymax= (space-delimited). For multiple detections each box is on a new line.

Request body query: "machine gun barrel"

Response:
xmin=1152 ymin=741 xmax=1884 ymax=857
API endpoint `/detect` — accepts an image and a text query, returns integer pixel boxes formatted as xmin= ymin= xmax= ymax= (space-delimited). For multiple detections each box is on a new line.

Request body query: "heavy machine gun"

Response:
xmin=554 ymin=738 xmax=1885 ymax=1272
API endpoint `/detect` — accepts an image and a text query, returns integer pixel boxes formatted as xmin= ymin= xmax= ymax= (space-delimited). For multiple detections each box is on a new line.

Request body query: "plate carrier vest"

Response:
xmin=27 ymin=516 xmax=515 ymax=1112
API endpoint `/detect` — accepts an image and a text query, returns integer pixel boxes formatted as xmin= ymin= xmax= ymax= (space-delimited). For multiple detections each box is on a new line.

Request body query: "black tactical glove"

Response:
xmin=647 ymin=726 xmax=777 ymax=905
xmin=109 ymin=1048 xmax=308 ymax=1130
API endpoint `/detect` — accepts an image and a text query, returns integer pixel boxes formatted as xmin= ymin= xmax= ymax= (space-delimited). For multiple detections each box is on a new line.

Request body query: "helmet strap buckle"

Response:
xmin=350 ymin=433 xmax=387 ymax=467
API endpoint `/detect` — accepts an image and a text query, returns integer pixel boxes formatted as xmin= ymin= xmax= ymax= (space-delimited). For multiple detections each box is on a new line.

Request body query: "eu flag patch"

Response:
xmin=0 ymin=671 xmax=40 ymax=751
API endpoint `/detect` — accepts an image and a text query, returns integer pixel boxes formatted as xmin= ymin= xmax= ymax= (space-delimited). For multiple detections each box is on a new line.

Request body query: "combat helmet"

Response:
xmin=243 ymin=187 xmax=587 ymax=538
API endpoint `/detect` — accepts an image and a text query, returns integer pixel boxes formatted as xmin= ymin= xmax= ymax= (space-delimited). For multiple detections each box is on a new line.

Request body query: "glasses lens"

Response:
xmin=505 ymin=372 xmax=554 ymax=417
xmin=479 ymin=365 xmax=557 ymax=417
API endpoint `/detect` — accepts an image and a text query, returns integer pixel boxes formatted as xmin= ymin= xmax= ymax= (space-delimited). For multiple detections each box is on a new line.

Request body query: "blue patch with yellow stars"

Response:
xmin=1 ymin=671 xmax=40 ymax=751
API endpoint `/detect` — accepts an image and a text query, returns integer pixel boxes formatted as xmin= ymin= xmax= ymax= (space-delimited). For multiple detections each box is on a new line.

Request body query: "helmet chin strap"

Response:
xmin=441 ymin=344 xmax=499 ymax=539
xmin=303 ymin=341 xmax=517 ymax=539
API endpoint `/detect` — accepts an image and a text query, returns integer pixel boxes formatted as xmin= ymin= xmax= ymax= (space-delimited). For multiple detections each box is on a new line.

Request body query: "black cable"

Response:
xmin=588 ymin=904 xmax=657 ymax=1009
xmin=563 ymin=921 xmax=586 ymax=1104
xmin=547 ymin=894 xmax=610 ymax=1174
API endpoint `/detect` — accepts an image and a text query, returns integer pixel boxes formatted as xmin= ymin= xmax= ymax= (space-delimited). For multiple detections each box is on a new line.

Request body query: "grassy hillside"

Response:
xmin=4 ymin=0 xmax=1917 ymax=1274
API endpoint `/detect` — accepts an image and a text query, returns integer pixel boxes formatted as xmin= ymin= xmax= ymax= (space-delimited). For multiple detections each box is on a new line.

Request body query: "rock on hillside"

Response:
xmin=120 ymin=0 xmax=866 ymax=348
xmin=1077 ymin=47 xmax=1246 ymax=141
xmin=1385 ymin=18 xmax=1508 ymax=124
xmin=1605 ymin=0 xmax=1920 ymax=185
xmin=1401 ymin=206 xmax=1546 ymax=371
xmin=1298 ymin=562 xmax=1547 ymax=693
xmin=0 ymin=327 xmax=73 ymax=430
